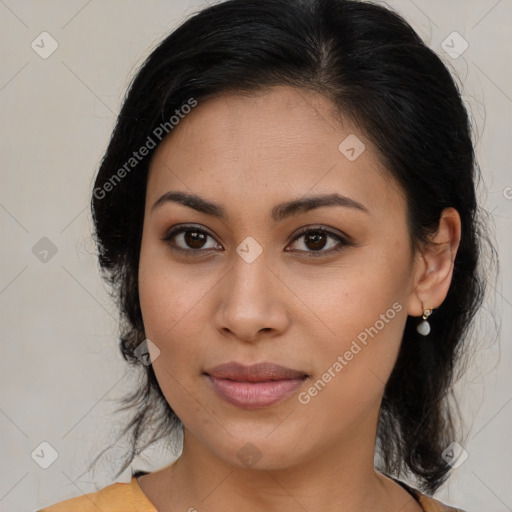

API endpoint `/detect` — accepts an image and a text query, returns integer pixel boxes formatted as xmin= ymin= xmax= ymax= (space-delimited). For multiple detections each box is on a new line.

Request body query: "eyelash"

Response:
xmin=161 ymin=224 xmax=352 ymax=258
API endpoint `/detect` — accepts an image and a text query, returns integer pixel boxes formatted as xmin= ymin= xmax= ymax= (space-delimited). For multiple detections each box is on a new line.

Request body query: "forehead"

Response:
xmin=153 ymin=86 xmax=354 ymax=167
xmin=146 ymin=86 xmax=405 ymax=220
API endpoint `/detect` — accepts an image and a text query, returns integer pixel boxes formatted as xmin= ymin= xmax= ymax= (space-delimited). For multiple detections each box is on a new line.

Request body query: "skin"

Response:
xmin=136 ymin=85 xmax=461 ymax=512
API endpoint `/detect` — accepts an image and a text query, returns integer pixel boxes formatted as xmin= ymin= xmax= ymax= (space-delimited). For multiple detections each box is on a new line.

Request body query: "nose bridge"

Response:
xmin=229 ymin=241 xmax=272 ymax=305
xmin=215 ymin=240 xmax=288 ymax=340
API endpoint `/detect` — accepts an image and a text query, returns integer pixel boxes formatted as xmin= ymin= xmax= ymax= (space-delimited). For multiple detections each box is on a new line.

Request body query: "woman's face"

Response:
xmin=138 ymin=85 xmax=421 ymax=470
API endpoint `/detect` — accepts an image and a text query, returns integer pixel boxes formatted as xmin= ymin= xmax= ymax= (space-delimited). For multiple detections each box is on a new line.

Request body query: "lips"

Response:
xmin=205 ymin=361 xmax=308 ymax=381
xmin=204 ymin=361 xmax=309 ymax=409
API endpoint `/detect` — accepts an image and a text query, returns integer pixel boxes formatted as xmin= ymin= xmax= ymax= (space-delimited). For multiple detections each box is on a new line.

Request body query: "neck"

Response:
xmin=170 ymin=440 xmax=385 ymax=512
xmin=149 ymin=414 xmax=418 ymax=512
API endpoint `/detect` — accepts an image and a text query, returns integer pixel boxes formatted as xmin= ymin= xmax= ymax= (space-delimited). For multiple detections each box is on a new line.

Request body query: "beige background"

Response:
xmin=0 ymin=1 xmax=511 ymax=511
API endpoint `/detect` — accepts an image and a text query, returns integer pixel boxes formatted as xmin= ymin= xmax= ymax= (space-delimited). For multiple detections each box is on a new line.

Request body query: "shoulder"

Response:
xmin=36 ymin=475 xmax=157 ymax=512
xmin=416 ymin=492 xmax=466 ymax=512
xmin=392 ymin=477 xmax=466 ymax=512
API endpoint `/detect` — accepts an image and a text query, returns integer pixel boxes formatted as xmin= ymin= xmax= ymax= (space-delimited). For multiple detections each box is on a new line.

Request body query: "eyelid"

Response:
xmin=285 ymin=225 xmax=352 ymax=257
xmin=161 ymin=223 xmax=352 ymax=256
xmin=161 ymin=224 xmax=221 ymax=256
xmin=162 ymin=223 xmax=215 ymax=241
xmin=288 ymin=224 xmax=353 ymax=246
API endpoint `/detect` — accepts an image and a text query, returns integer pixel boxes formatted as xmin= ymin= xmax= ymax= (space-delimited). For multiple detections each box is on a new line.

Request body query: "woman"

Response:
xmin=38 ymin=0 xmax=490 ymax=510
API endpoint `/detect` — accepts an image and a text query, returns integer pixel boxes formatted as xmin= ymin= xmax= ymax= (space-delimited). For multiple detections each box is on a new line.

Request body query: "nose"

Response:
xmin=213 ymin=249 xmax=290 ymax=343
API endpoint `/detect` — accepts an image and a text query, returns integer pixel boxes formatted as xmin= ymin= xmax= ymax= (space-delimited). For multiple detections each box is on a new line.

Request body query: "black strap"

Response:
xmin=132 ymin=469 xmax=150 ymax=478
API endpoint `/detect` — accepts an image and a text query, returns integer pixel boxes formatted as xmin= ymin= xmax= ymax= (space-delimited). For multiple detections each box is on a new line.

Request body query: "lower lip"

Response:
xmin=206 ymin=375 xmax=306 ymax=409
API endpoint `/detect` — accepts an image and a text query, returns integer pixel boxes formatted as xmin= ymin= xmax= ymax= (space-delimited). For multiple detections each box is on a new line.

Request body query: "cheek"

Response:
xmin=139 ymin=274 xmax=203 ymax=353
xmin=305 ymin=246 xmax=409 ymax=337
xmin=138 ymin=242 xmax=199 ymax=360
xmin=296 ymin=301 xmax=406 ymax=440
xmin=138 ymin=257 xmax=206 ymax=416
xmin=298 ymin=242 xmax=410 ymax=394
xmin=139 ymin=230 xmax=201 ymax=329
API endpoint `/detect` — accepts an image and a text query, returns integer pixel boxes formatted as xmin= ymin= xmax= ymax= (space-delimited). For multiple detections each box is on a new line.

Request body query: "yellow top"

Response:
xmin=37 ymin=474 xmax=465 ymax=512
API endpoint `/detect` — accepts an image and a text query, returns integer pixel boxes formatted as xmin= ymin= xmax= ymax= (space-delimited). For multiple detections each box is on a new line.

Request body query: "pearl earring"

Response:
xmin=416 ymin=307 xmax=433 ymax=336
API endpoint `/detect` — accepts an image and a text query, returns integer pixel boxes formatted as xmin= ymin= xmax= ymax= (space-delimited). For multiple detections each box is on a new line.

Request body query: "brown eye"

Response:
xmin=162 ymin=225 xmax=222 ymax=254
xmin=286 ymin=227 xmax=349 ymax=257
xmin=303 ymin=232 xmax=328 ymax=251
xmin=183 ymin=230 xmax=208 ymax=249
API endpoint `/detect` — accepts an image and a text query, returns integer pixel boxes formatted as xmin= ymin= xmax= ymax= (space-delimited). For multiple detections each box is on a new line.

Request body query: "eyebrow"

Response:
xmin=151 ymin=190 xmax=368 ymax=221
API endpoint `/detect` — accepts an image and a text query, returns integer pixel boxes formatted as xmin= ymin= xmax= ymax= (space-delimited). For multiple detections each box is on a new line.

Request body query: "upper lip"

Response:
xmin=205 ymin=361 xmax=308 ymax=382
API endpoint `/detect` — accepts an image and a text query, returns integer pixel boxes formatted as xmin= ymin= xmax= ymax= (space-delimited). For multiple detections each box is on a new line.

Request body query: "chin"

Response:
xmin=206 ymin=429 xmax=307 ymax=471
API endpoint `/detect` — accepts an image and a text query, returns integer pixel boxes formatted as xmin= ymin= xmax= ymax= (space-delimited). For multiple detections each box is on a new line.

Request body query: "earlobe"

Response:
xmin=407 ymin=207 xmax=461 ymax=317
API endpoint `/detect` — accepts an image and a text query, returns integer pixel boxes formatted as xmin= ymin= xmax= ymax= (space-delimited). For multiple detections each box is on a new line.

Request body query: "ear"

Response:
xmin=407 ymin=207 xmax=461 ymax=317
